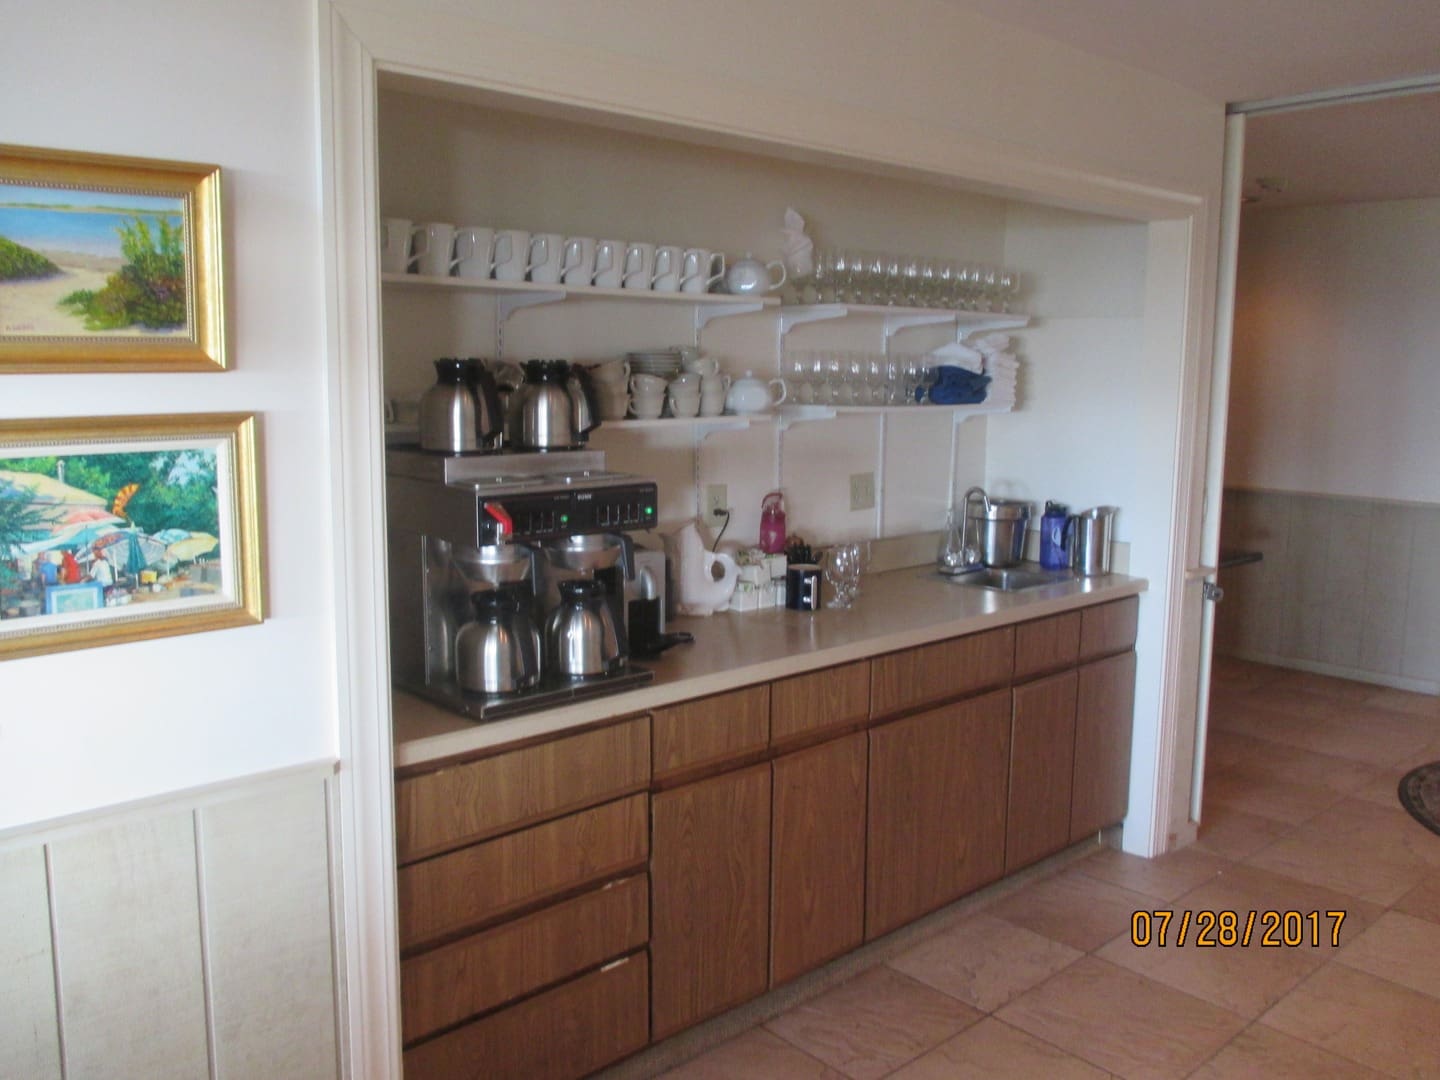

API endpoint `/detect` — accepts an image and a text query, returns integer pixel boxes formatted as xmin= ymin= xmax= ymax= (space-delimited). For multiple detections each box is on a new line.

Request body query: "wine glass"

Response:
xmin=999 ymin=269 xmax=1021 ymax=313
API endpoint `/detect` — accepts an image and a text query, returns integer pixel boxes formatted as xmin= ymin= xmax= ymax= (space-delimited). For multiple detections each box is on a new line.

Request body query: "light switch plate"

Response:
xmin=850 ymin=471 xmax=876 ymax=511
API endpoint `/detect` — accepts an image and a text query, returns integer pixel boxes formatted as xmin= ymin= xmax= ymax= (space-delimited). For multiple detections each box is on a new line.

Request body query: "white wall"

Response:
xmin=1226 ymin=198 xmax=1440 ymax=499
xmin=0 ymin=1 xmax=336 ymax=828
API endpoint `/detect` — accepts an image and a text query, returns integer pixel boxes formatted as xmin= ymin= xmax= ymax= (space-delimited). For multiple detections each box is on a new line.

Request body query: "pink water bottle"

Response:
xmin=759 ymin=491 xmax=787 ymax=554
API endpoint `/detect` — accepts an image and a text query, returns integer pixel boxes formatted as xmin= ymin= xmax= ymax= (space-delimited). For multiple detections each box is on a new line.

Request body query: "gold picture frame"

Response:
xmin=0 ymin=144 xmax=225 ymax=372
xmin=0 ymin=413 xmax=263 ymax=659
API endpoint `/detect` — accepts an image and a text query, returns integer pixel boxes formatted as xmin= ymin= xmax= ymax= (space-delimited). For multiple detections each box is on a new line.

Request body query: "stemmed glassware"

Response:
xmin=784 ymin=250 xmax=1023 ymax=313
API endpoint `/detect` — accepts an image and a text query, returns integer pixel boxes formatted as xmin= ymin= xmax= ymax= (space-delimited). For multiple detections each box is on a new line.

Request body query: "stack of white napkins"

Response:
xmin=973 ymin=333 xmax=1019 ymax=406
xmin=926 ymin=340 xmax=984 ymax=373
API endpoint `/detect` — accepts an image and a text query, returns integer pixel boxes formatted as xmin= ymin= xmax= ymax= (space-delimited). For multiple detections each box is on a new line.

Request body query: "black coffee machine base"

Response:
xmin=404 ymin=663 xmax=654 ymax=724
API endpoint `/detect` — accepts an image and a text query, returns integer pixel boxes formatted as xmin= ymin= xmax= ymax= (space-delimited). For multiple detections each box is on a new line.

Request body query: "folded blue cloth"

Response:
xmin=925 ymin=365 xmax=991 ymax=405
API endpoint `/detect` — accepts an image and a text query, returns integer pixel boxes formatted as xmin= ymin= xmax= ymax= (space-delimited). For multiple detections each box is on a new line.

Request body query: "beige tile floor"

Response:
xmin=662 ymin=659 xmax=1440 ymax=1079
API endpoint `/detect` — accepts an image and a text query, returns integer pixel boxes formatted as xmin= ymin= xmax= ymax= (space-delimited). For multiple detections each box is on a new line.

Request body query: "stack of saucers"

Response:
xmin=627 ymin=350 xmax=683 ymax=381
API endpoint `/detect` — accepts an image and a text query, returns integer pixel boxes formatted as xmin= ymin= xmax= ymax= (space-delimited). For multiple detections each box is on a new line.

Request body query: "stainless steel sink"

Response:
xmin=939 ymin=565 xmax=1078 ymax=592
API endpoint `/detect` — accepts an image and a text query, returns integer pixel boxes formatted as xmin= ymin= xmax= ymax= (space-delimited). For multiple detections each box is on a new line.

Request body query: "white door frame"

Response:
xmin=315 ymin=5 xmax=1224 ymax=1074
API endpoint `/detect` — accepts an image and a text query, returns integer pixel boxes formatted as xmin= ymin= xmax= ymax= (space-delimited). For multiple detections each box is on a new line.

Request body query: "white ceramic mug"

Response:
xmin=682 ymin=354 xmax=720 ymax=377
xmin=493 ymin=229 xmax=533 ymax=281
xmin=623 ymin=242 xmax=656 ymax=289
xmin=680 ymin=248 xmax=726 ymax=294
xmin=596 ymin=386 xmax=630 ymax=421
xmin=668 ymin=389 xmax=701 ymax=418
xmin=593 ymin=239 xmax=625 ymax=288
xmin=413 ymin=222 xmax=460 ymax=277
xmin=590 ymin=357 xmax=630 ymax=384
xmin=528 ymin=232 xmax=566 ymax=284
xmin=380 ymin=217 xmax=414 ymax=274
xmin=630 ymin=392 xmax=664 ymax=419
xmin=629 ymin=372 xmax=667 ymax=397
xmin=453 ymin=225 xmax=498 ymax=280
xmin=652 ymin=245 xmax=684 ymax=292
xmin=561 ymin=236 xmax=597 ymax=286
xmin=669 ymin=371 xmax=701 ymax=392
xmin=700 ymin=373 xmax=730 ymax=397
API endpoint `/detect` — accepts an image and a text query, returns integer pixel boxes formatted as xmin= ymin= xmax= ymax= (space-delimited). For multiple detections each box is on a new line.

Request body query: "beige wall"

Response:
xmin=1226 ymin=198 xmax=1440 ymax=500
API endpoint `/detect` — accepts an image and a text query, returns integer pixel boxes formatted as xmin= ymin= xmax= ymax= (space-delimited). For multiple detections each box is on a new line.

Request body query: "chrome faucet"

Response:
xmin=938 ymin=486 xmax=988 ymax=574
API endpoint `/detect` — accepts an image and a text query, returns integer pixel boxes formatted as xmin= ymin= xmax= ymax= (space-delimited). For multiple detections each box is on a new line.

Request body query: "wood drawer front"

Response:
xmin=402 ymin=952 xmax=648 ymax=1080
xmin=398 ymin=794 xmax=648 ymax=951
xmin=395 ymin=717 xmax=649 ymax=863
xmin=770 ymin=660 xmax=871 ymax=745
xmin=1013 ymin=612 xmax=1081 ymax=681
xmin=652 ymin=685 xmax=770 ymax=780
xmin=401 ymin=874 xmax=648 ymax=1044
xmin=1078 ymin=596 xmax=1139 ymax=662
xmin=870 ymin=626 xmax=1015 ymax=718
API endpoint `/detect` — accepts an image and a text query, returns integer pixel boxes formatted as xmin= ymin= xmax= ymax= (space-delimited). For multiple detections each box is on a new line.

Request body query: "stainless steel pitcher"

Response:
xmin=1069 ymin=506 xmax=1118 ymax=576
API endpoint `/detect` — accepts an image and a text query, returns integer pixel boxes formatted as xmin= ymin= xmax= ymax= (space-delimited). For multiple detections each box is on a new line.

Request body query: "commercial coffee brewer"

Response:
xmin=386 ymin=446 xmax=659 ymax=721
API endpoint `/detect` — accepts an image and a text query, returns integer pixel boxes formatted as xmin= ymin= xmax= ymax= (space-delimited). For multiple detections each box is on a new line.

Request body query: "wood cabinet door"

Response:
xmin=1070 ymin=650 xmax=1137 ymax=842
xmin=865 ymin=689 xmax=1011 ymax=939
xmin=1006 ymin=670 xmax=1078 ymax=873
xmin=770 ymin=733 xmax=867 ymax=986
xmin=650 ymin=763 xmax=771 ymax=1039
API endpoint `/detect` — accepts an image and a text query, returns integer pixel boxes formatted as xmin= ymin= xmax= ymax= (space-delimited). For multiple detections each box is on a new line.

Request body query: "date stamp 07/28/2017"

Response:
xmin=1130 ymin=910 xmax=1347 ymax=948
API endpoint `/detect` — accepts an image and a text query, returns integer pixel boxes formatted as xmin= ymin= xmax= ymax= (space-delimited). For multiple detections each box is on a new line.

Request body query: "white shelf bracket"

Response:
xmin=774 ymin=404 xmax=837 ymax=430
xmin=777 ymin=305 xmax=847 ymax=337
xmin=881 ymin=312 xmax=957 ymax=351
xmin=496 ymin=290 xmax=565 ymax=322
xmin=694 ymin=301 xmax=768 ymax=333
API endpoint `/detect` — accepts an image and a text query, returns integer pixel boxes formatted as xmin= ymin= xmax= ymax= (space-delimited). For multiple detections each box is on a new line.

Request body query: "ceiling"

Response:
xmin=943 ymin=0 xmax=1440 ymax=207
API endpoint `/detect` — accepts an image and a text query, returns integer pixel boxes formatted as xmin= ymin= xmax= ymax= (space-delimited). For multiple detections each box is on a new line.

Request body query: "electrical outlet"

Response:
xmin=850 ymin=471 xmax=876 ymax=511
xmin=704 ymin=483 xmax=729 ymax=526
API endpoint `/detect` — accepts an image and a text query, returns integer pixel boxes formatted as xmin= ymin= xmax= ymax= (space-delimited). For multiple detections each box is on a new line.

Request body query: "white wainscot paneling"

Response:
xmin=198 ymin=782 xmax=338 ymax=1080
xmin=0 ymin=847 xmax=61 ymax=1080
xmin=50 ymin=812 xmax=211 ymax=1080
xmin=0 ymin=767 xmax=339 ymax=1080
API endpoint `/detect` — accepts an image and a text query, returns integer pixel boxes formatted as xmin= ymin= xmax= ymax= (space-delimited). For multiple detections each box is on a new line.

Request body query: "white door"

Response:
xmin=1171 ymin=114 xmax=1246 ymax=843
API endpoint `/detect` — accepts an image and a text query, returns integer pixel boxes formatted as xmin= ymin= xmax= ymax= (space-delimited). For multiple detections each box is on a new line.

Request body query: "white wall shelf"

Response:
xmin=776 ymin=303 xmax=1029 ymax=348
xmin=774 ymin=401 xmax=1012 ymax=430
xmin=381 ymin=271 xmax=780 ymax=320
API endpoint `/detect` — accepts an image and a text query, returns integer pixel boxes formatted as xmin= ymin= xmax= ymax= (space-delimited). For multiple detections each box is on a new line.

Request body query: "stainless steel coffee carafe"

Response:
xmin=545 ymin=578 xmax=623 ymax=678
xmin=418 ymin=358 xmax=503 ymax=453
xmin=512 ymin=359 xmax=600 ymax=450
xmin=455 ymin=586 xmax=541 ymax=695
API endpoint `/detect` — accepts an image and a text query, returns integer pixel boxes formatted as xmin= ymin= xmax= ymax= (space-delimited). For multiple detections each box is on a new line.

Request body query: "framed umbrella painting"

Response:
xmin=0 ymin=144 xmax=225 ymax=372
xmin=0 ymin=413 xmax=263 ymax=659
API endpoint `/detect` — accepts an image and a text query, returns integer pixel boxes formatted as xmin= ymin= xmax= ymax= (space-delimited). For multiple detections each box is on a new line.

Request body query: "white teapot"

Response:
xmin=723 ymin=253 xmax=787 ymax=295
xmin=725 ymin=370 xmax=788 ymax=414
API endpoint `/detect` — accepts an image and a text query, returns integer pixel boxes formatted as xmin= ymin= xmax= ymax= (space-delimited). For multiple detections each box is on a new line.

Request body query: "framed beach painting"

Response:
xmin=0 ymin=144 xmax=225 ymax=372
xmin=0 ymin=413 xmax=263 ymax=659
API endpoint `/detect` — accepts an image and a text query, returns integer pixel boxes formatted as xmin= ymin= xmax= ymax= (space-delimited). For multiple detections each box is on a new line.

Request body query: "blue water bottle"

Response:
xmin=1039 ymin=501 xmax=1070 ymax=569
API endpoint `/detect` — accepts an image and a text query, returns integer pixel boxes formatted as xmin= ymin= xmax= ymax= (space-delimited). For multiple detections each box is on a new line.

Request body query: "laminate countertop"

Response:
xmin=392 ymin=565 xmax=1147 ymax=769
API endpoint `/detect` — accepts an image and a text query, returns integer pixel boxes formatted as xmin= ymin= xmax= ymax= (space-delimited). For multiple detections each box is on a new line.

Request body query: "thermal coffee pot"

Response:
xmin=512 ymin=359 xmax=601 ymax=450
xmin=418 ymin=357 xmax=503 ymax=453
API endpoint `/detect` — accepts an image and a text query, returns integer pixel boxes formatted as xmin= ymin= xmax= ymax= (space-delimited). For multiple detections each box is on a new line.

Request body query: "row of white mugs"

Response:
xmin=587 ymin=355 xmax=728 ymax=419
xmin=381 ymin=218 xmax=726 ymax=293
